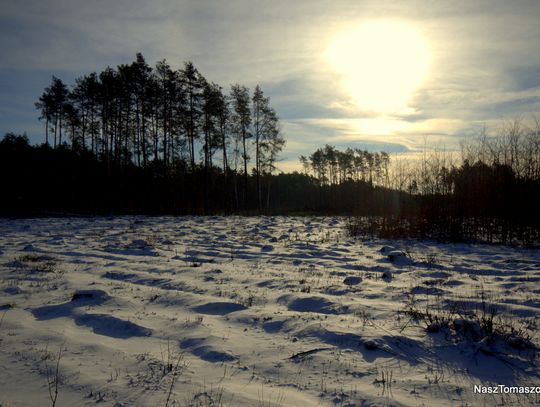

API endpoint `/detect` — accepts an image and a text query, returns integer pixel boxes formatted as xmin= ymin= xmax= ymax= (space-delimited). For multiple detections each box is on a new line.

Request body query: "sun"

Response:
xmin=326 ymin=20 xmax=430 ymax=114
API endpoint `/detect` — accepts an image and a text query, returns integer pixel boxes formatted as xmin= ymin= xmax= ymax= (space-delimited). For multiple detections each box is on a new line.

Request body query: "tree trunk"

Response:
xmin=222 ymin=125 xmax=229 ymax=212
xmin=45 ymin=114 xmax=49 ymax=146
xmin=242 ymin=131 xmax=248 ymax=210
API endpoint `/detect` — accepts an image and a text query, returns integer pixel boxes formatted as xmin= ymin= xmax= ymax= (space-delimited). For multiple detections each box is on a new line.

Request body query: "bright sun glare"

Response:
xmin=326 ymin=20 xmax=430 ymax=114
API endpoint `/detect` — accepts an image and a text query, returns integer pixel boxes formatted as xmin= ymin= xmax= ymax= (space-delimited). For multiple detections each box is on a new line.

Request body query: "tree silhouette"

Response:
xmin=230 ymin=84 xmax=252 ymax=210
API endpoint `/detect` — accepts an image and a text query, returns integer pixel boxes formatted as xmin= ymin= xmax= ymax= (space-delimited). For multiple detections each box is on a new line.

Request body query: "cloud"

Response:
xmin=504 ymin=66 xmax=540 ymax=93
xmin=1 ymin=0 xmax=540 ymax=168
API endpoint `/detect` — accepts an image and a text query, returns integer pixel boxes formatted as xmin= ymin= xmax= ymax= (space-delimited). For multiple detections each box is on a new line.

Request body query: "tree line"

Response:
xmin=300 ymin=145 xmax=390 ymax=186
xmin=347 ymin=119 xmax=540 ymax=245
xmin=2 ymin=124 xmax=539 ymax=245
xmin=34 ymin=53 xmax=284 ymax=212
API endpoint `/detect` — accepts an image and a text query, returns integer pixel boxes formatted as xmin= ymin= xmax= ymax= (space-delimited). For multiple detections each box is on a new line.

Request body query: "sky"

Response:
xmin=1 ymin=0 xmax=540 ymax=171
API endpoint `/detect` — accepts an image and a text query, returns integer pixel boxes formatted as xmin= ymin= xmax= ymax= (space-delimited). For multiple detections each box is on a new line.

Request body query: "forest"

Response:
xmin=1 ymin=54 xmax=540 ymax=245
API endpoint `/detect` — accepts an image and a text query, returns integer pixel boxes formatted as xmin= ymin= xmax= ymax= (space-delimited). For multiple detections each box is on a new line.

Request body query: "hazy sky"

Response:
xmin=1 ymin=0 xmax=540 ymax=170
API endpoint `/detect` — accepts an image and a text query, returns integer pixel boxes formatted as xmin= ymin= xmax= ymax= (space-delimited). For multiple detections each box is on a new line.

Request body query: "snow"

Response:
xmin=0 ymin=216 xmax=539 ymax=406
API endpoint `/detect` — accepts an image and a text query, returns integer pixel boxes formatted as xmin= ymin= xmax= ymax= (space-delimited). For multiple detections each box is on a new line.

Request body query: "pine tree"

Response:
xmin=36 ymin=86 xmax=55 ymax=146
xmin=230 ymin=84 xmax=251 ymax=209
xmin=181 ymin=62 xmax=204 ymax=172
xmin=252 ymin=85 xmax=283 ymax=210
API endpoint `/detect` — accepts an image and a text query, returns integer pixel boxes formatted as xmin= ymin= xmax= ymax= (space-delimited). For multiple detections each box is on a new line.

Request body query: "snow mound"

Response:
xmin=278 ymin=294 xmax=349 ymax=315
xmin=191 ymin=345 xmax=237 ymax=362
xmin=387 ymin=250 xmax=412 ymax=264
xmin=192 ymin=301 xmax=247 ymax=315
xmin=343 ymin=276 xmax=362 ymax=286
xmin=71 ymin=289 xmax=110 ymax=302
xmin=74 ymin=314 xmax=152 ymax=338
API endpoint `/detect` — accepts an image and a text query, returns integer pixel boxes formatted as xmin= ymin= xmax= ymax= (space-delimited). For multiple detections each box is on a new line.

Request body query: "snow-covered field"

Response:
xmin=1 ymin=216 xmax=539 ymax=407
